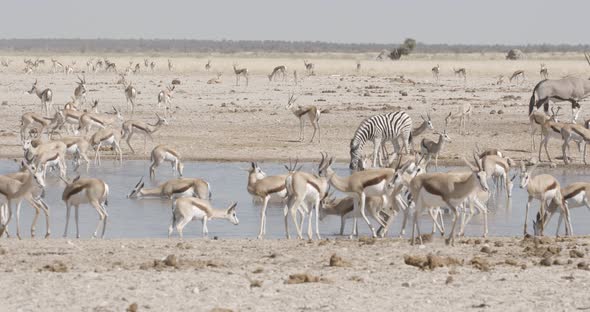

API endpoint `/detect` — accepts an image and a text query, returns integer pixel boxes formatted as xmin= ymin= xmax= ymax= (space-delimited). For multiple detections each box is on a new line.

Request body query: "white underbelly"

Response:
xmin=364 ymin=180 xmax=386 ymax=196
xmin=66 ymin=145 xmax=78 ymax=154
xmin=163 ymin=153 xmax=177 ymax=162
xmin=566 ymin=191 xmax=586 ymax=209
xmin=190 ymin=208 xmax=206 ymax=220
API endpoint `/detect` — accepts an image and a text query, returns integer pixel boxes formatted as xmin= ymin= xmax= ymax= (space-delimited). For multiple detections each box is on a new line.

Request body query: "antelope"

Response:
xmin=431 ymin=64 xmax=440 ymax=81
xmin=519 ymin=162 xmax=572 ymax=237
xmin=144 ymin=58 xmax=149 ymax=68
xmin=233 ymin=63 xmax=248 ymax=86
xmin=169 ymin=198 xmax=238 ymax=238
xmin=149 ymin=145 xmax=184 ymax=179
xmin=480 ymin=154 xmax=515 ymax=199
xmin=30 ymin=149 xmax=67 ymax=180
xmin=540 ymin=63 xmax=548 ymax=79
xmin=453 ymin=68 xmax=467 ymax=81
xmin=73 ymin=75 xmax=87 ymax=104
xmin=205 ymin=59 xmax=211 ymax=71
xmin=22 ymin=139 xmax=68 ymax=177
xmin=150 ymin=61 xmax=156 ymax=71
xmin=27 ymin=80 xmax=53 ymax=114
xmin=64 ymin=96 xmax=80 ymax=111
xmin=65 ymin=64 xmax=74 ymax=75
xmin=207 ymin=72 xmax=222 ymax=84
xmin=286 ymin=93 xmax=321 ymax=143
xmin=61 ymin=176 xmax=109 ymax=238
xmin=356 ymin=61 xmax=361 ymax=73
xmin=122 ymin=80 xmax=137 ymax=114
xmin=533 ymin=182 xmax=590 ymax=236
xmin=20 ymin=112 xmax=59 ymax=139
xmin=246 ymin=162 xmax=289 ymax=239
xmin=23 ymin=66 xmax=33 ymax=75
xmin=168 ymin=59 xmax=173 ymax=71
xmin=0 ymin=162 xmax=47 ymax=239
xmin=86 ymin=59 xmax=94 ymax=72
xmin=78 ymin=105 xmax=123 ymax=135
xmin=157 ymin=85 xmax=175 ymax=109
xmin=133 ymin=63 xmax=141 ymax=74
xmin=268 ymin=65 xmax=287 ymax=81
xmin=408 ymin=114 xmax=434 ymax=151
xmin=56 ymin=108 xmax=85 ymax=135
xmin=1 ymin=58 xmax=11 ymax=67
xmin=445 ymin=103 xmax=471 ymax=134
xmin=283 ymin=154 xmax=330 ymax=240
xmin=420 ymin=129 xmax=451 ymax=169
xmin=495 ymin=75 xmax=505 ymax=85
xmin=121 ymin=114 xmax=168 ymax=154
xmin=58 ymin=136 xmax=92 ymax=172
xmin=319 ymin=194 xmax=392 ymax=236
xmin=51 ymin=59 xmax=64 ymax=73
xmin=104 ymin=60 xmax=116 ymax=72
xmin=89 ymin=127 xmax=123 ymax=165
xmin=322 ymin=153 xmax=396 ymax=238
xmin=539 ymin=107 xmax=567 ymax=162
xmin=529 ymin=108 xmax=559 ymax=151
xmin=128 ymin=177 xmax=211 ymax=200
xmin=409 ymin=154 xmax=489 ymax=246
xmin=509 ymin=70 xmax=525 ymax=84
xmin=560 ymin=122 xmax=590 ymax=164
xmin=303 ymin=59 xmax=314 ymax=75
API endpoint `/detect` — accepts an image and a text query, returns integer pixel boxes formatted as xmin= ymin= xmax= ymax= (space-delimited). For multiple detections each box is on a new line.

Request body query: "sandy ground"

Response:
xmin=0 ymin=236 xmax=589 ymax=311
xmin=1 ymin=53 xmax=589 ymax=165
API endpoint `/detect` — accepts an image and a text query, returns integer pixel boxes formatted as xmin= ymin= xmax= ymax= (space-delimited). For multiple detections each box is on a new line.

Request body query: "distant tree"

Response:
xmin=387 ymin=38 xmax=417 ymax=60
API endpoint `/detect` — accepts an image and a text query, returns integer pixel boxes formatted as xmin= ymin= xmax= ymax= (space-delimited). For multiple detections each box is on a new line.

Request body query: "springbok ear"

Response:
xmin=227 ymin=202 xmax=237 ymax=212
xmin=510 ymin=174 xmax=517 ymax=181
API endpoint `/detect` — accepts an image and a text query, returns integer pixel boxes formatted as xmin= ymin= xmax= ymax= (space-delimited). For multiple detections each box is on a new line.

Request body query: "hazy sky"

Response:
xmin=1 ymin=0 xmax=587 ymax=45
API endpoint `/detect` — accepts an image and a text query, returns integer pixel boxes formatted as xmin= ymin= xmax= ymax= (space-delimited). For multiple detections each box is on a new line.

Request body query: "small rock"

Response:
xmin=480 ymin=246 xmax=492 ymax=254
xmin=494 ymin=241 xmax=504 ymax=247
xmin=193 ymin=287 xmax=200 ymax=294
xmin=329 ymin=254 xmax=350 ymax=267
xmin=540 ymin=257 xmax=552 ymax=266
xmin=578 ymin=262 xmax=589 ymax=270
xmin=490 ymin=110 xmax=497 ymax=114
xmin=164 ymin=254 xmax=177 ymax=267
xmin=497 ymin=110 xmax=504 ymax=114
xmin=570 ymin=249 xmax=585 ymax=258
xmin=401 ymin=282 xmax=411 ymax=287
xmin=126 ymin=303 xmax=138 ymax=312
xmin=445 ymin=276 xmax=454 ymax=285
xmin=400 ymin=91 xmax=408 ymax=96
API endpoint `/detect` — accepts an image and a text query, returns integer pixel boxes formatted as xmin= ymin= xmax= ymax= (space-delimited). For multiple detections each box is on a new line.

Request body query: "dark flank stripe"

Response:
xmin=296 ymin=108 xmax=311 ymax=117
xmin=97 ymin=133 xmax=113 ymax=142
xmin=89 ymin=116 xmax=105 ymax=126
xmin=571 ymin=127 xmax=589 ymax=140
xmin=31 ymin=115 xmax=46 ymax=124
xmin=132 ymin=124 xmax=150 ymax=132
xmin=423 ymin=183 xmax=444 ymax=197
xmin=172 ymin=183 xmax=193 ymax=194
xmin=550 ymin=126 xmax=561 ymax=134
xmin=46 ymin=153 xmax=59 ymax=162
xmin=267 ymin=184 xmax=286 ymax=195
xmin=565 ymin=187 xmax=585 ymax=200
xmin=544 ymin=181 xmax=557 ymax=192
xmin=165 ymin=148 xmax=179 ymax=158
xmin=362 ymin=175 xmax=386 ymax=189
xmin=63 ymin=184 xmax=85 ymax=201
xmin=308 ymin=180 xmax=321 ymax=194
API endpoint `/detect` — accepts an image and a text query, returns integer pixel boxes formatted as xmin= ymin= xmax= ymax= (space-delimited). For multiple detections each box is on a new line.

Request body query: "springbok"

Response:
xmin=480 ymin=154 xmax=515 ymax=199
xmin=207 ymin=72 xmax=222 ymax=84
xmin=540 ymin=64 xmax=548 ymax=79
xmin=246 ymin=162 xmax=289 ymax=239
xmin=560 ymin=122 xmax=590 ymax=164
xmin=445 ymin=103 xmax=471 ymax=134
xmin=22 ymin=139 xmax=68 ymax=177
xmin=89 ymin=128 xmax=123 ymax=165
xmin=453 ymin=68 xmax=467 ymax=81
xmin=169 ymin=198 xmax=237 ymax=238
xmin=420 ymin=129 xmax=451 ymax=169
xmin=168 ymin=59 xmax=173 ymax=71
xmin=78 ymin=105 xmax=123 ymax=135
xmin=73 ymin=75 xmax=87 ymax=104
xmin=409 ymin=153 xmax=489 ymax=246
xmin=121 ymin=114 xmax=168 ymax=154
xmin=0 ymin=161 xmax=47 ymax=239
xmin=20 ymin=112 xmax=59 ymax=140
xmin=509 ymin=70 xmax=525 ymax=84
xmin=122 ymin=80 xmax=137 ymax=114
xmin=27 ymin=80 xmax=53 ymax=114
xmin=157 ymin=85 xmax=175 ymax=109
xmin=268 ymin=65 xmax=287 ymax=81
xmin=61 ymin=176 xmax=109 ymax=239
xmin=56 ymin=108 xmax=85 ymax=135
xmin=533 ymin=182 xmax=590 ymax=236
xmin=58 ymin=136 xmax=92 ymax=172
xmin=519 ymin=162 xmax=571 ymax=237
xmin=529 ymin=108 xmax=559 ymax=151
xmin=431 ymin=64 xmax=440 ymax=81
xmin=128 ymin=177 xmax=211 ymax=200
xmin=51 ymin=59 xmax=64 ymax=73
xmin=407 ymin=114 xmax=434 ymax=152
xmin=149 ymin=145 xmax=184 ymax=179
xmin=303 ymin=59 xmax=314 ymax=75
xmin=539 ymin=107 xmax=567 ymax=162
xmin=233 ymin=64 xmax=248 ymax=86
xmin=286 ymin=93 xmax=321 ymax=143
xmin=205 ymin=59 xmax=211 ymax=71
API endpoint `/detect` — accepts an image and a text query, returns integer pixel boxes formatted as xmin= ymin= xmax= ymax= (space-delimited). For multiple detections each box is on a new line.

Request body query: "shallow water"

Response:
xmin=2 ymin=160 xmax=590 ymax=239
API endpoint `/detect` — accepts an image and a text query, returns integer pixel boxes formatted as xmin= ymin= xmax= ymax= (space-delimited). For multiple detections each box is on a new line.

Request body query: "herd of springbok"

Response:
xmin=0 ymin=55 xmax=589 ymax=245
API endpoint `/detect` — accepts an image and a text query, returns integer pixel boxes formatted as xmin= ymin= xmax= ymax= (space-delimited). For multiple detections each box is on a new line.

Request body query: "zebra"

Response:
xmin=349 ymin=111 xmax=413 ymax=170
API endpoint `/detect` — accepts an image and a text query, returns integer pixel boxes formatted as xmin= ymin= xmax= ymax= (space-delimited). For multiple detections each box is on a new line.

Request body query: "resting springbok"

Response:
xmin=233 ymin=64 xmax=248 ymax=86
xmin=409 ymin=153 xmax=489 ymax=246
xmin=529 ymin=108 xmax=559 ymax=151
xmin=453 ymin=68 xmax=467 ymax=81
xmin=420 ymin=129 xmax=451 ymax=169
xmin=128 ymin=177 xmax=211 ymax=200
xmin=61 ymin=176 xmax=109 ymax=239
xmin=121 ymin=114 xmax=168 ymax=154
xmin=286 ymin=93 xmax=321 ymax=143
xmin=73 ymin=75 xmax=87 ymax=104
xmin=157 ymin=85 xmax=175 ymax=109
xmin=168 ymin=198 xmax=238 ymax=238
xmin=519 ymin=162 xmax=571 ymax=237
xmin=268 ymin=65 xmax=287 ymax=81
xmin=540 ymin=64 xmax=548 ymax=79
xmin=89 ymin=127 xmax=123 ymax=165
xmin=539 ymin=107 xmax=567 ymax=162
xmin=509 ymin=70 xmax=525 ymax=84
xmin=149 ymin=145 xmax=184 ymax=179
xmin=431 ymin=64 xmax=440 ymax=81
xmin=27 ymin=80 xmax=53 ymax=114
xmin=533 ymin=182 xmax=590 ymax=236
xmin=284 ymin=154 xmax=330 ymax=240
xmin=560 ymin=121 xmax=590 ymax=164
xmin=445 ymin=103 xmax=471 ymax=134
xmin=0 ymin=161 xmax=47 ymax=239
xmin=246 ymin=162 xmax=288 ymax=239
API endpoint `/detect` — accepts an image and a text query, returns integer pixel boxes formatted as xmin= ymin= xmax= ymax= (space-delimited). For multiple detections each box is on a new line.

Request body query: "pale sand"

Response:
xmin=0 ymin=237 xmax=589 ymax=311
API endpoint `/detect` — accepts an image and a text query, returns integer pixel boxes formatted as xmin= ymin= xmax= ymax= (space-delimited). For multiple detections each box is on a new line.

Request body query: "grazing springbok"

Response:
xmin=529 ymin=108 xmax=559 ymax=151
xmin=128 ymin=177 xmax=211 ymax=200
xmin=149 ymin=145 xmax=184 ymax=179
xmin=121 ymin=114 xmax=168 ymax=154
xmin=246 ymin=162 xmax=289 ymax=239
xmin=157 ymin=85 xmax=175 ymax=109
xmin=303 ymin=59 xmax=314 ymax=75
xmin=453 ymin=68 xmax=467 ymax=81
xmin=431 ymin=64 xmax=440 ymax=81
xmin=0 ymin=161 xmax=48 ymax=239
xmin=540 ymin=63 xmax=548 ymax=79
xmin=560 ymin=122 xmax=590 ymax=164
xmin=61 ymin=176 xmax=109 ymax=239
xmin=169 ymin=198 xmax=238 ymax=238
xmin=78 ymin=105 xmax=123 ymax=135
xmin=539 ymin=107 xmax=567 ymax=162
xmin=233 ymin=64 xmax=248 ymax=86
xmin=168 ymin=59 xmax=173 ymax=71
xmin=268 ymin=65 xmax=287 ymax=81
xmin=27 ymin=80 xmax=53 ymax=114
xmin=22 ymin=139 xmax=67 ymax=177
xmin=58 ymin=136 xmax=92 ymax=172
xmin=409 ymin=154 xmax=489 ymax=246
xmin=519 ymin=162 xmax=571 ymax=237
xmin=509 ymin=70 xmax=525 ymax=84
xmin=533 ymin=182 xmax=590 ymax=236
xmin=420 ymin=129 xmax=451 ymax=169
xmin=445 ymin=103 xmax=472 ymax=134
xmin=73 ymin=75 xmax=87 ymax=104
xmin=205 ymin=59 xmax=211 ymax=71
xmin=89 ymin=128 xmax=123 ymax=165
xmin=122 ymin=80 xmax=137 ymax=114
xmin=283 ymin=154 xmax=330 ymax=240
xmin=286 ymin=93 xmax=321 ymax=143
xmin=20 ymin=112 xmax=59 ymax=140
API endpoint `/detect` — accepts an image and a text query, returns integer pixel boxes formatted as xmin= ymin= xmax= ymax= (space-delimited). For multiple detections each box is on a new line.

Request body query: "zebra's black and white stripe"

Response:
xmin=349 ymin=111 xmax=412 ymax=170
